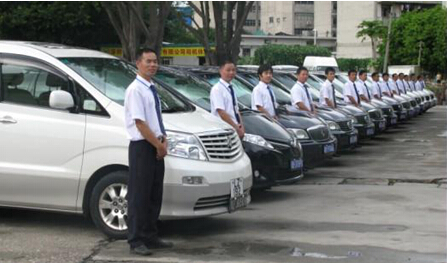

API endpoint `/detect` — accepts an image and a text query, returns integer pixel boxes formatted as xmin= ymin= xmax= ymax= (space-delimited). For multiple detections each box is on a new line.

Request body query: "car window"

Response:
xmin=1 ymin=61 xmax=69 ymax=108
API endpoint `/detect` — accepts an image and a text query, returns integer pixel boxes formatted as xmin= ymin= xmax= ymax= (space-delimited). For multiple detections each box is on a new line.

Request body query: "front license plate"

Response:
xmin=323 ymin=143 xmax=335 ymax=154
xmin=290 ymin=159 xmax=303 ymax=170
xmin=349 ymin=135 xmax=357 ymax=144
xmin=229 ymin=178 xmax=246 ymax=212
xmin=379 ymin=121 xmax=386 ymax=130
xmin=391 ymin=118 xmax=397 ymax=125
xmin=366 ymin=128 xmax=374 ymax=136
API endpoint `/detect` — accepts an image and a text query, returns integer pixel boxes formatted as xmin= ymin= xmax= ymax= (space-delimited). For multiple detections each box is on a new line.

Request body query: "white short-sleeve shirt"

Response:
xmin=210 ymin=78 xmax=240 ymax=124
xmin=251 ymin=81 xmax=277 ymax=116
xmin=380 ymin=81 xmax=392 ymax=95
xmin=343 ymin=80 xmax=361 ymax=104
xmin=396 ymin=79 xmax=406 ymax=94
xmin=356 ymin=80 xmax=370 ymax=100
xmin=371 ymin=81 xmax=381 ymax=98
xmin=291 ymin=81 xmax=313 ymax=110
xmin=403 ymin=80 xmax=411 ymax=92
xmin=408 ymin=81 xmax=416 ymax=92
xmin=389 ymin=80 xmax=399 ymax=94
xmin=319 ymin=79 xmax=335 ymax=106
xmin=415 ymin=81 xmax=423 ymax=91
xmin=124 ymin=75 xmax=164 ymax=141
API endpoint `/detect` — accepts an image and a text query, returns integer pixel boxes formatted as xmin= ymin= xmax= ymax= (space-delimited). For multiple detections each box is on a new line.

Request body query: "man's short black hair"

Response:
xmin=392 ymin=73 xmax=398 ymax=77
xmin=325 ymin=67 xmax=335 ymax=75
xmin=296 ymin=66 xmax=308 ymax=75
xmin=219 ymin=60 xmax=235 ymax=69
xmin=404 ymin=74 xmax=408 ymax=77
xmin=410 ymin=73 xmax=415 ymax=77
xmin=136 ymin=47 xmax=158 ymax=61
xmin=398 ymin=73 xmax=404 ymax=76
xmin=417 ymin=75 xmax=422 ymax=79
xmin=348 ymin=69 xmax=357 ymax=75
xmin=358 ymin=70 xmax=367 ymax=76
xmin=258 ymin=64 xmax=273 ymax=77
xmin=382 ymin=72 xmax=389 ymax=77
xmin=372 ymin=72 xmax=379 ymax=78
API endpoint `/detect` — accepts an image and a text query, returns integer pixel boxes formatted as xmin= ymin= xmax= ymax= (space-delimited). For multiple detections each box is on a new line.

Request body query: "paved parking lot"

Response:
xmin=0 ymin=106 xmax=446 ymax=263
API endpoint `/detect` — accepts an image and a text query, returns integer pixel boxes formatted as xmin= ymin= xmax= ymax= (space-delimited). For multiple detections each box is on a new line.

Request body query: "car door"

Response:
xmin=0 ymin=54 xmax=85 ymax=211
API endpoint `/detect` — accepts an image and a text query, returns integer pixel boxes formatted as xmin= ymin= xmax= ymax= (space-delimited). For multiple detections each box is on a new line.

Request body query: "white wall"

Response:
xmin=261 ymin=2 xmax=295 ymax=35
xmin=314 ymin=1 xmax=333 ymax=38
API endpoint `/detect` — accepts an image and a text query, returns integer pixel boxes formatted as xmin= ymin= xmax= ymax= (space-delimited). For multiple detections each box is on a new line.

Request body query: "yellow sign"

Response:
xmin=101 ymin=47 xmax=123 ymax=57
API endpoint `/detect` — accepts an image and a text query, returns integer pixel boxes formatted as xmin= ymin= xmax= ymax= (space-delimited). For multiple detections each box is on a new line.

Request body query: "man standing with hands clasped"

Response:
xmin=356 ymin=70 xmax=371 ymax=103
xmin=343 ymin=69 xmax=362 ymax=107
xmin=291 ymin=66 xmax=316 ymax=114
xmin=251 ymin=64 xmax=278 ymax=120
xmin=319 ymin=67 xmax=337 ymax=109
xmin=124 ymin=48 xmax=173 ymax=256
xmin=210 ymin=61 xmax=245 ymax=138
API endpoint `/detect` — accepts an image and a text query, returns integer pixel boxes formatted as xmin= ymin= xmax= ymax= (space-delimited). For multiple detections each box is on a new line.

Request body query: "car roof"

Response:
xmin=0 ymin=41 xmax=117 ymax=59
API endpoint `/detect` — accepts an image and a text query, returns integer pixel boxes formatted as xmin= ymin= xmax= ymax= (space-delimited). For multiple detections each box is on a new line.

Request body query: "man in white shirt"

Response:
xmin=356 ymin=70 xmax=371 ymax=102
xmin=343 ymin=69 xmax=362 ymax=107
xmin=210 ymin=61 xmax=245 ymax=138
xmin=319 ymin=67 xmax=337 ymax=108
xmin=290 ymin=67 xmax=316 ymax=114
xmin=380 ymin=73 xmax=393 ymax=97
xmin=396 ymin=73 xmax=407 ymax=94
xmin=390 ymin=73 xmax=400 ymax=95
xmin=409 ymin=74 xmax=417 ymax=91
xmin=404 ymin=75 xmax=412 ymax=92
xmin=124 ymin=48 xmax=173 ymax=256
xmin=251 ymin=64 xmax=278 ymax=119
xmin=371 ymin=72 xmax=382 ymax=100
xmin=415 ymin=75 xmax=424 ymax=91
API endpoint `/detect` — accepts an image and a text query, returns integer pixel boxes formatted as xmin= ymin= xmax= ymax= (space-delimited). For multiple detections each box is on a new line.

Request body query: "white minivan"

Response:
xmin=0 ymin=41 xmax=252 ymax=238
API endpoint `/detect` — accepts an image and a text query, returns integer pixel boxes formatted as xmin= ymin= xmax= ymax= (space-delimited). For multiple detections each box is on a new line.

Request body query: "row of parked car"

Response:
xmin=0 ymin=42 xmax=437 ymax=238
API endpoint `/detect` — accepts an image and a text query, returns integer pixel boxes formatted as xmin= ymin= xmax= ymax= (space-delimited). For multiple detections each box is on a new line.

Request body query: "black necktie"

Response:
xmin=377 ymin=83 xmax=382 ymax=98
xmin=396 ymin=82 xmax=401 ymax=95
xmin=149 ymin=85 xmax=166 ymax=135
xmin=331 ymin=83 xmax=337 ymax=108
xmin=353 ymin=82 xmax=361 ymax=105
xmin=228 ymin=84 xmax=241 ymax=124
xmin=303 ymin=84 xmax=314 ymax=111
xmin=403 ymin=81 xmax=407 ymax=94
xmin=267 ymin=85 xmax=277 ymax=116
xmin=386 ymin=82 xmax=392 ymax=94
xmin=364 ymin=83 xmax=371 ymax=100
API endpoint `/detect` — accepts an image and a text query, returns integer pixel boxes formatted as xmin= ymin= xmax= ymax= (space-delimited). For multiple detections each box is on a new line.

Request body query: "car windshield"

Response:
xmin=154 ymin=70 xmax=213 ymax=111
xmin=59 ymin=57 xmax=191 ymax=112
xmin=238 ymin=72 xmax=292 ymax=106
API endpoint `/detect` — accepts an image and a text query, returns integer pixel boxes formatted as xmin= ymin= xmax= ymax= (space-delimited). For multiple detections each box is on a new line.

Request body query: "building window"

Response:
xmin=331 ymin=1 xmax=337 ymax=13
xmin=269 ymin=17 xmax=273 ymax=23
xmin=276 ymin=17 xmax=280 ymax=23
xmin=295 ymin=1 xmax=314 ymax=5
xmin=294 ymin=28 xmax=313 ymax=36
xmin=332 ymin=30 xmax=337 ymax=37
xmin=244 ymin=19 xmax=256 ymax=26
xmin=242 ymin=48 xmax=251 ymax=57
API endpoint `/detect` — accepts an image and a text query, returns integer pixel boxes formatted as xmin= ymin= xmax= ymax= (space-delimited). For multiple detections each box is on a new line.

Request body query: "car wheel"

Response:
xmin=90 ymin=171 xmax=128 ymax=239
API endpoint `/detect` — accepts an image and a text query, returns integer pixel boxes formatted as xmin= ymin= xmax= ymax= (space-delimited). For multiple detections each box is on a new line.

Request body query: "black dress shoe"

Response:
xmin=130 ymin=245 xmax=152 ymax=256
xmin=146 ymin=238 xmax=174 ymax=249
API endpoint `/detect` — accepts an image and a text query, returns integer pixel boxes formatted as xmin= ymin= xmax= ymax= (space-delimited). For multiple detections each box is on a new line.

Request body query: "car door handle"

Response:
xmin=0 ymin=116 xmax=17 ymax=124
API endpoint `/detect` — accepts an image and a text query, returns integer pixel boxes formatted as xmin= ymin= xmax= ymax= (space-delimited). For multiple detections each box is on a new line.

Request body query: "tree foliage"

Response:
xmin=253 ymin=44 xmax=331 ymax=66
xmin=356 ymin=20 xmax=387 ymax=60
xmin=379 ymin=6 xmax=447 ymax=74
xmin=337 ymin=58 xmax=372 ymax=72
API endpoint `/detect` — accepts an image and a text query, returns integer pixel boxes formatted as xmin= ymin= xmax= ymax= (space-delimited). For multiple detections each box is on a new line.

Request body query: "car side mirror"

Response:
xmin=49 ymin=90 xmax=74 ymax=110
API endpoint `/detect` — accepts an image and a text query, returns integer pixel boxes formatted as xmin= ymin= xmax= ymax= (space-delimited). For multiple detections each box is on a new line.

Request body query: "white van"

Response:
xmin=0 ymin=41 xmax=252 ymax=238
xmin=303 ymin=56 xmax=339 ymax=72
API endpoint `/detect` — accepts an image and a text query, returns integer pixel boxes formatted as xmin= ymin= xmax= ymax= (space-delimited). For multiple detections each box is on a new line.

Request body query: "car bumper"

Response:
xmin=355 ymin=123 xmax=375 ymax=139
xmin=332 ymin=129 xmax=358 ymax=151
xmin=161 ymin=153 xmax=252 ymax=219
xmin=300 ymin=137 xmax=337 ymax=166
xmin=384 ymin=114 xmax=398 ymax=127
xmin=372 ymin=118 xmax=387 ymax=133
xmin=243 ymin=141 xmax=304 ymax=189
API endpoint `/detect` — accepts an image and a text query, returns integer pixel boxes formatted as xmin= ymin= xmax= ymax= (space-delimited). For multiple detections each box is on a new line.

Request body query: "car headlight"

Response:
xmin=166 ymin=131 xmax=208 ymax=161
xmin=351 ymin=116 xmax=358 ymax=124
xmin=287 ymin=128 xmax=310 ymax=140
xmin=327 ymin=121 xmax=341 ymax=131
xmin=243 ymin=133 xmax=274 ymax=149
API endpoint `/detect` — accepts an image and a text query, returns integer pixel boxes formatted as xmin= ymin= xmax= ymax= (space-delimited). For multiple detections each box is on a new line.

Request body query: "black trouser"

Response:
xmin=127 ymin=140 xmax=165 ymax=248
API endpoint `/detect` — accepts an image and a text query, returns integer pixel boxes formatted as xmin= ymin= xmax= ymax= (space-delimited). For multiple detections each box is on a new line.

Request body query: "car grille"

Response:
xmin=356 ymin=114 xmax=369 ymax=124
xmin=415 ymin=97 xmax=421 ymax=104
xmin=307 ymin=125 xmax=331 ymax=142
xmin=337 ymin=120 xmax=353 ymax=131
xmin=410 ymin=100 xmax=417 ymax=107
xmin=381 ymin=107 xmax=392 ymax=116
xmin=403 ymin=102 xmax=411 ymax=109
xmin=368 ymin=110 xmax=382 ymax=120
xmin=198 ymin=130 xmax=242 ymax=162
xmin=392 ymin=104 xmax=403 ymax=112
xmin=193 ymin=190 xmax=250 ymax=211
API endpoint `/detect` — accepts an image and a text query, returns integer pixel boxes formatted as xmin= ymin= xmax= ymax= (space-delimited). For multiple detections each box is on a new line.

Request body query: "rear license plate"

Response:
xmin=290 ymin=159 xmax=303 ymax=170
xmin=366 ymin=128 xmax=374 ymax=136
xmin=229 ymin=178 xmax=246 ymax=212
xmin=323 ymin=143 xmax=335 ymax=154
xmin=349 ymin=135 xmax=357 ymax=144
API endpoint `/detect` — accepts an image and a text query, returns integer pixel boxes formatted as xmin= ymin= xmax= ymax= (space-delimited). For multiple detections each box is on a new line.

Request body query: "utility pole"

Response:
xmin=313 ymin=29 xmax=317 ymax=46
xmin=383 ymin=12 xmax=393 ymax=73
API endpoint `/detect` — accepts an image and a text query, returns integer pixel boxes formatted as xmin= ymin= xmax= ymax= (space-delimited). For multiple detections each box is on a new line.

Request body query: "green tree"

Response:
xmin=356 ymin=20 xmax=387 ymax=61
xmin=253 ymin=44 xmax=331 ymax=66
xmin=379 ymin=6 xmax=447 ymax=75
xmin=0 ymin=2 xmax=117 ymax=49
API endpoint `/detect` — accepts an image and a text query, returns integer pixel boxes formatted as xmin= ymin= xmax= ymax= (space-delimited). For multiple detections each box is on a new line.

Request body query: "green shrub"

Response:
xmin=253 ymin=44 xmax=331 ymax=66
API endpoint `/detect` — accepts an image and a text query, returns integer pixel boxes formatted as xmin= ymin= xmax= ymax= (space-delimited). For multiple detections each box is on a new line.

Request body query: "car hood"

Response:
xmin=315 ymin=106 xmax=351 ymax=122
xmin=336 ymin=104 xmax=368 ymax=117
xmin=277 ymin=106 xmax=325 ymax=129
xmin=370 ymin=99 xmax=392 ymax=109
xmin=240 ymin=109 xmax=293 ymax=143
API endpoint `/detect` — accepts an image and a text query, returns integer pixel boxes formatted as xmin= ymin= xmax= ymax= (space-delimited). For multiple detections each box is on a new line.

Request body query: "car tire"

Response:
xmin=90 ymin=171 xmax=129 ymax=239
